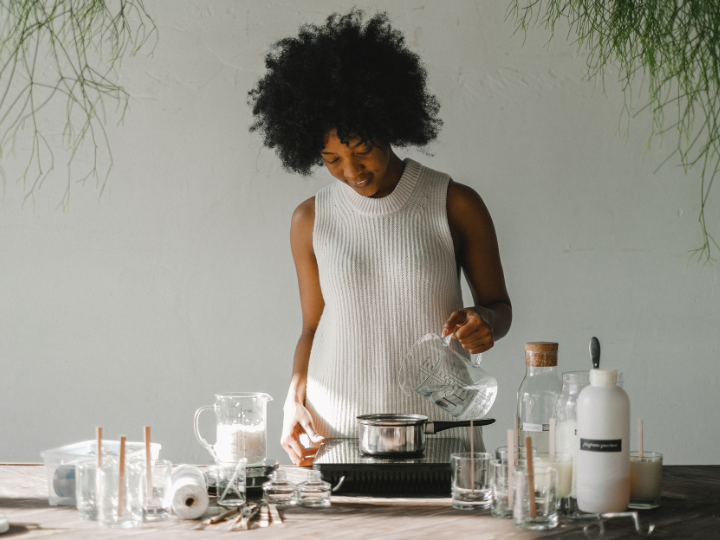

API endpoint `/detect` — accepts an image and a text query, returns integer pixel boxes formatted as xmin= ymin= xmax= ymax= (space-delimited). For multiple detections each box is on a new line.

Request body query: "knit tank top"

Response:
xmin=305 ymin=158 xmax=484 ymax=450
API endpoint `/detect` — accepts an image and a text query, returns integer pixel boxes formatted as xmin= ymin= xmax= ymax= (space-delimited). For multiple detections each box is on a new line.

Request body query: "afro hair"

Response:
xmin=247 ymin=9 xmax=442 ymax=175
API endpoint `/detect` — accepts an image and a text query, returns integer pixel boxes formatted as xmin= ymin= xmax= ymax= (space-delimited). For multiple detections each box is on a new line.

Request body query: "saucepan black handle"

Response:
xmin=426 ymin=418 xmax=495 ymax=434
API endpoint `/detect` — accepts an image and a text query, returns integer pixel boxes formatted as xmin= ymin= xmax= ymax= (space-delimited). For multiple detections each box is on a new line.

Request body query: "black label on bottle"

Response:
xmin=580 ymin=438 xmax=622 ymax=452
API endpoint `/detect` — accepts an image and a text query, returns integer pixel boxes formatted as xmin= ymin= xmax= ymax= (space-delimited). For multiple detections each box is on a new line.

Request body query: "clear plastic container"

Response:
xmin=262 ymin=470 xmax=297 ymax=507
xmin=40 ymin=440 xmax=160 ymax=506
xmin=296 ymin=470 xmax=331 ymax=508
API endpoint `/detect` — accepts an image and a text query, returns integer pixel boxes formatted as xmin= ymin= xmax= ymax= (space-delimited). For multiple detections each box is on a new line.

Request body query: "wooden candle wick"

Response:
xmin=118 ymin=436 xmax=126 ymax=518
xmin=96 ymin=427 xmax=103 ymax=468
xmin=469 ymin=420 xmax=475 ymax=493
xmin=549 ymin=418 xmax=556 ymax=461
xmin=526 ymin=437 xmax=536 ymax=518
xmin=639 ymin=419 xmax=644 ymax=459
xmin=507 ymin=429 xmax=515 ymax=507
xmin=144 ymin=426 xmax=152 ymax=502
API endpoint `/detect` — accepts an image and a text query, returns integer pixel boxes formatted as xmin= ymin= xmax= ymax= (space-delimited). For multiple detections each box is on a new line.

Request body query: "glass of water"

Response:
xmin=143 ymin=459 xmax=172 ymax=521
xmin=451 ymin=452 xmax=493 ymax=510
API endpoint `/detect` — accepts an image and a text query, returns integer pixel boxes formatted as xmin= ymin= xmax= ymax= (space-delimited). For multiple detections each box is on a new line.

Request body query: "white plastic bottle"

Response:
xmin=576 ymin=368 xmax=630 ymax=513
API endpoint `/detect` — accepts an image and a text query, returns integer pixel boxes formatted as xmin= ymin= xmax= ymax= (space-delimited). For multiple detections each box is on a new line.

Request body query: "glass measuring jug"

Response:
xmin=194 ymin=393 xmax=273 ymax=467
xmin=399 ymin=333 xmax=497 ymax=420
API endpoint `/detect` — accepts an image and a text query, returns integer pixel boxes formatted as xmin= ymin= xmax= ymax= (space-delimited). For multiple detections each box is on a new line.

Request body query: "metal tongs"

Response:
xmin=574 ymin=511 xmax=655 ymax=539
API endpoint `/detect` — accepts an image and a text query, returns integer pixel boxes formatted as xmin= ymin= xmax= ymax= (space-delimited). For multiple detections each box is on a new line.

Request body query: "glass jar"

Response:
xmin=262 ymin=470 xmax=296 ymax=507
xmin=295 ymin=470 xmax=331 ymax=508
xmin=517 ymin=342 xmax=561 ymax=454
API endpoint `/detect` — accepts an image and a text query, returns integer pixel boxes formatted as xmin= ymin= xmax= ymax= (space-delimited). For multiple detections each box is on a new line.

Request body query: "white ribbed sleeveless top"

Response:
xmin=305 ymin=158 xmax=484 ymax=449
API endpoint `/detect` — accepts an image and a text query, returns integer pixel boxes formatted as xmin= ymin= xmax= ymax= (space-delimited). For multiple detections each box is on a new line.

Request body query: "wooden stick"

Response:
xmin=526 ymin=437 xmax=536 ymax=518
xmin=118 ymin=436 xmax=126 ymax=518
xmin=507 ymin=429 xmax=515 ymax=507
xmin=515 ymin=414 xmax=519 ymax=446
xmin=144 ymin=426 xmax=152 ymax=501
xmin=549 ymin=418 xmax=556 ymax=461
xmin=96 ymin=427 xmax=103 ymax=468
xmin=638 ymin=419 xmax=644 ymax=459
xmin=469 ymin=420 xmax=475 ymax=493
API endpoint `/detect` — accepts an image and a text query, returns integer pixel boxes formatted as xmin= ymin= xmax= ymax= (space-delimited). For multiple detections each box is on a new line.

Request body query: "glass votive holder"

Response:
xmin=98 ymin=457 xmax=145 ymax=528
xmin=513 ymin=465 xmax=558 ymax=530
xmin=534 ymin=452 xmax=572 ymax=513
xmin=495 ymin=445 xmax=537 ymax=461
xmin=75 ymin=461 xmax=99 ymax=521
xmin=451 ymin=452 xmax=493 ymax=510
xmin=215 ymin=458 xmax=247 ymax=508
xmin=629 ymin=451 xmax=662 ymax=509
xmin=262 ymin=470 xmax=297 ymax=507
xmin=143 ymin=459 xmax=172 ymax=521
xmin=296 ymin=470 xmax=331 ymax=508
xmin=490 ymin=459 xmax=512 ymax=518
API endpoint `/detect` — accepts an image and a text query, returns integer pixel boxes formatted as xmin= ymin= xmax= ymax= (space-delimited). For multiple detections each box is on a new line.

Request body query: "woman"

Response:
xmin=248 ymin=10 xmax=511 ymax=465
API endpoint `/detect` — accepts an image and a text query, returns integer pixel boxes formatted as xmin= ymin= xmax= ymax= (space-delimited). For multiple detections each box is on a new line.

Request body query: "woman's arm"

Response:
xmin=282 ymin=196 xmax=326 ymax=465
xmin=444 ymin=181 xmax=512 ymax=353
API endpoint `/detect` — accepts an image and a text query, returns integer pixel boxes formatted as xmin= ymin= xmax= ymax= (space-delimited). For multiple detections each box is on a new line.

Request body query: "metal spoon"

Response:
xmin=590 ymin=337 xmax=600 ymax=369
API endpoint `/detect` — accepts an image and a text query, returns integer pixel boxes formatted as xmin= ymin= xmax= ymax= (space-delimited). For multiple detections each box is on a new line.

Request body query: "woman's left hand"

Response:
xmin=442 ymin=308 xmax=495 ymax=354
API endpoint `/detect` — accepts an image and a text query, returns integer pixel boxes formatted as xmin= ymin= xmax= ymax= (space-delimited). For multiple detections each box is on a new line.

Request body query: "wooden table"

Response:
xmin=1 ymin=464 xmax=718 ymax=539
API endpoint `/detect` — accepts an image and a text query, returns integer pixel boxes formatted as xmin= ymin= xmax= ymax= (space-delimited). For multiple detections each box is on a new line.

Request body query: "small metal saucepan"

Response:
xmin=356 ymin=414 xmax=495 ymax=456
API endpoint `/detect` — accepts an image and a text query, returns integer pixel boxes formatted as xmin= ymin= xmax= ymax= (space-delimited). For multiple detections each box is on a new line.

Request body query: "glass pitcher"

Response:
xmin=194 ymin=392 xmax=273 ymax=467
xmin=399 ymin=333 xmax=497 ymax=420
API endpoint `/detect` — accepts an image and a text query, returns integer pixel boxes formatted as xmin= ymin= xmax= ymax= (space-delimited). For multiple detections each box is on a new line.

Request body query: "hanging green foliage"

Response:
xmin=0 ymin=0 xmax=156 ymax=207
xmin=508 ymin=0 xmax=720 ymax=262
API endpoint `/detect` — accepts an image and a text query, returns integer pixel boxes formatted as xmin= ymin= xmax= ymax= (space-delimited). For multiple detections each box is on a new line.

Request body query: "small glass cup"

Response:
xmin=263 ymin=470 xmax=297 ymax=507
xmin=490 ymin=459 xmax=512 ymax=518
xmin=216 ymin=458 xmax=247 ymax=507
xmin=513 ymin=465 xmax=558 ymax=530
xmin=143 ymin=459 xmax=172 ymax=521
xmin=76 ymin=461 xmax=99 ymax=520
xmin=534 ymin=453 xmax=572 ymax=514
xmin=296 ymin=470 xmax=331 ymax=508
xmin=451 ymin=452 xmax=493 ymax=510
xmin=629 ymin=451 xmax=662 ymax=509
xmin=495 ymin=445 xmax=536 ymax=461
xmin=98 ymin=457 xmax=145 ymax=528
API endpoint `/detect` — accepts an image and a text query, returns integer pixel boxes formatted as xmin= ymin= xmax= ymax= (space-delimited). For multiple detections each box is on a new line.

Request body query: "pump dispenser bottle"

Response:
xmin=576 ymin=368 xmax=630 ymax=513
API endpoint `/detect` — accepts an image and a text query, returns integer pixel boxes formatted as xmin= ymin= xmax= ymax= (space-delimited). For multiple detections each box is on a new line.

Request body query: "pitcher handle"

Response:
xmin=193 ymin=405 xmax=217 ymax=460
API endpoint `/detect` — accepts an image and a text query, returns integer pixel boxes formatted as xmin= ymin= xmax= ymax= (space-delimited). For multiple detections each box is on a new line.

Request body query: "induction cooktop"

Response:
xmin=313 ymin=437 xmax=466 ymax=495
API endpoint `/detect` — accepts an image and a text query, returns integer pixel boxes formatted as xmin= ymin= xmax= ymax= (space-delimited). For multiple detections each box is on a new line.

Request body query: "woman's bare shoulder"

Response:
xmin=292 ymin=196 xmax=316 ymax=230
xmin=446 ymin=180 xmax=492 ymax=229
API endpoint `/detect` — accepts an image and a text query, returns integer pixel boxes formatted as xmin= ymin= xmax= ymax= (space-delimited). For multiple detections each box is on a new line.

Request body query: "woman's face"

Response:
xmin=320 ymin=130 xmax=401 ymax=198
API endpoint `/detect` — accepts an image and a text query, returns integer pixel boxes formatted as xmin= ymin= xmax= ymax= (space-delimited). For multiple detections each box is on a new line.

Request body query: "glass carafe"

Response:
xmin=194 ymin=392 xmax=273 ymax=467
xmin=399 ymin=333 xmax=498 ymax=420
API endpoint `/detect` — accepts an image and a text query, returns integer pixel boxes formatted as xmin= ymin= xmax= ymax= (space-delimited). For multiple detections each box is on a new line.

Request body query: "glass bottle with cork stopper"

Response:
xmin=517 ymin=342 xmax=562 ymax=453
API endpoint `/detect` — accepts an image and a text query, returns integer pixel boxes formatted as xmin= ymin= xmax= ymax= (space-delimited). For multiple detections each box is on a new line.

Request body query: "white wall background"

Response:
xmin=1 ymin=1 xmax=718 ymax=466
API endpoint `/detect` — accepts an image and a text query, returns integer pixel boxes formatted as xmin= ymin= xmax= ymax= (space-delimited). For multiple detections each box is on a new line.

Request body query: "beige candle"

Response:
xmin=630 ymin=452 xmax=662 ymax=500
xmin=535 ymin=452 xmax=572 ymax=498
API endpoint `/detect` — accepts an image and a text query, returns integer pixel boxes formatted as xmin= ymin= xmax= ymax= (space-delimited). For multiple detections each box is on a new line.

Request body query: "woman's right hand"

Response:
xmin=281 ymin=400 xmax=325 ymax=466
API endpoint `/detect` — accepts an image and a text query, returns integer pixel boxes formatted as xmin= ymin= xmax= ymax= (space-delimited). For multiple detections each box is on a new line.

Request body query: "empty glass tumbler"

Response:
xmin=97 ymin=457 xmax=144 ymax=529
xmin=400 ymin=333 xmax=497 ymax=420
xmin=143 ymin=459 xmax=172 ymax=521
xmin=513 ymin=465 xmax=558 ymax=531
xmin=451 ymin=452 xmax=493 ymax=510
xmin=215 ymin=458 xmax=247 ymax=508
xmin=75 ymin=461 xmax=99 ymax=521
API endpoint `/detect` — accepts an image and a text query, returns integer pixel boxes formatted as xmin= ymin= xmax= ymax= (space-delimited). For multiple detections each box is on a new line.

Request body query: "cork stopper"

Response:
xmin=525 ymin=342 xmax=558 ymax=367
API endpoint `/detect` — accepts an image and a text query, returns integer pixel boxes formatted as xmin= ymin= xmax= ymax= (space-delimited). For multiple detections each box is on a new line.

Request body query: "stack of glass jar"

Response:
xmin=262 ymin=469 xmax=331 ymax=508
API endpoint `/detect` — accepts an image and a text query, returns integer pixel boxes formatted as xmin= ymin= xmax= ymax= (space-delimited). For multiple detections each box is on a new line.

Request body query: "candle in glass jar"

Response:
xmin=630 ymin=451 xmax=662 ymax=501
xmin=535 ymin=453 xmax=572 ymax=498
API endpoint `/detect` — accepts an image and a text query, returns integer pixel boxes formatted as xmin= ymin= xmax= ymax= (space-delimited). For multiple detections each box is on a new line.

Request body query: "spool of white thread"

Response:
xmin=170 ymin=465 xmax=209 ymax=520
